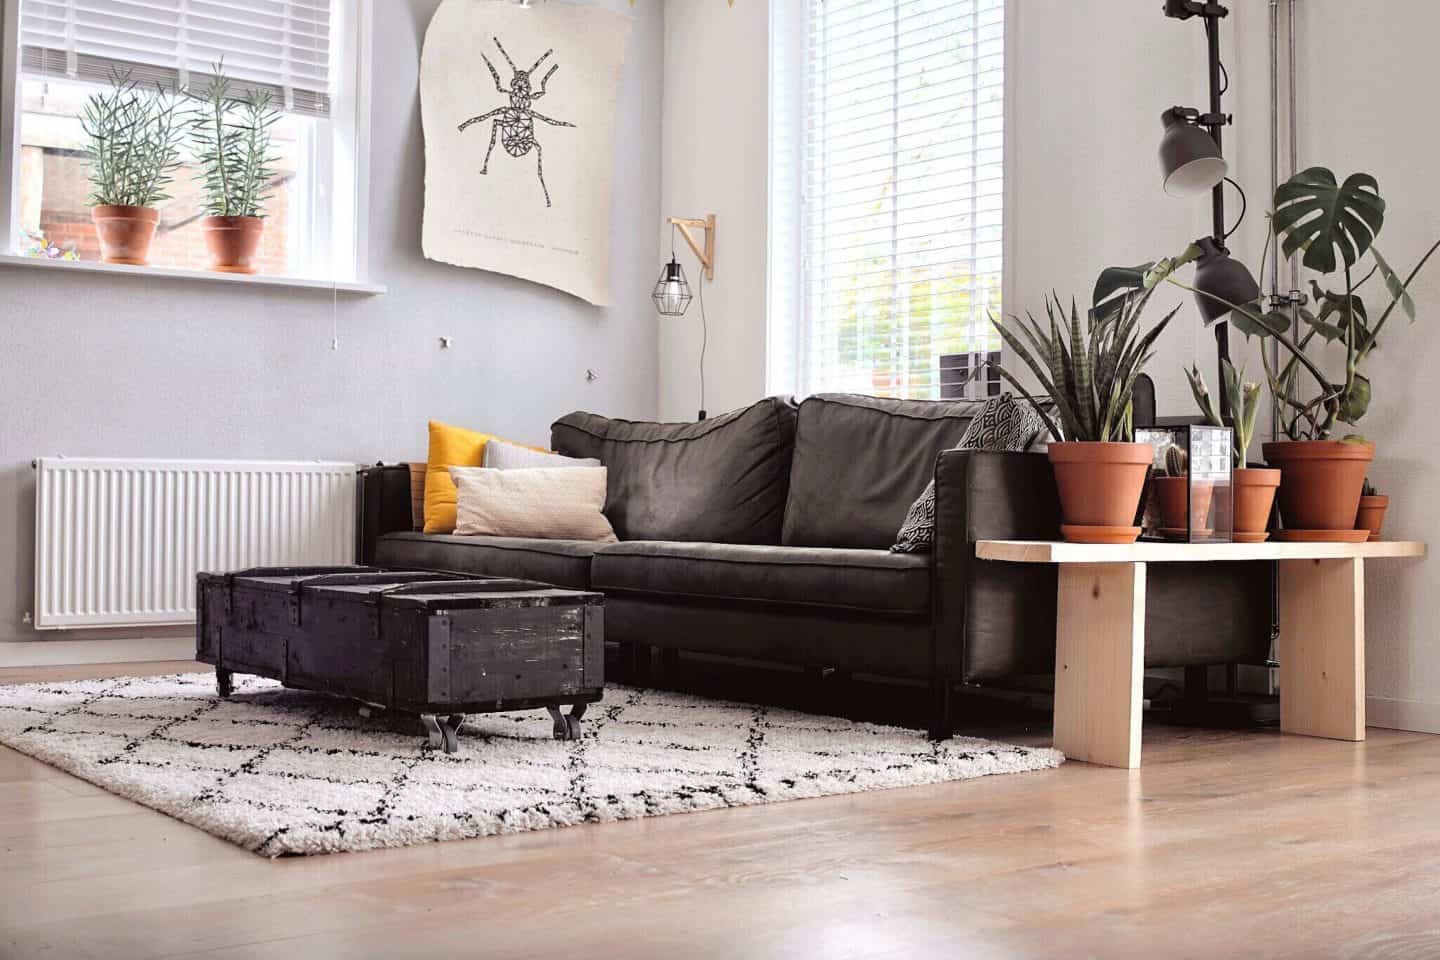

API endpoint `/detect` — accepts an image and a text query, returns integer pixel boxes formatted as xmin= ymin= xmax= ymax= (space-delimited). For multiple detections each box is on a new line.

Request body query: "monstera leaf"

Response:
xmin=1092 ymin=263 xmax=1152 ymax=322
xmin=1272 ymin=167 xmax=1386 ymax=274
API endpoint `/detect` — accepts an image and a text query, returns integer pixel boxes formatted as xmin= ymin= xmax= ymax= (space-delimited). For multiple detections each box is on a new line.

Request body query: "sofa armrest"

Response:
xmin=357 ymin=463 xmax=415 ymax=564
xmin=931 ymin=450 xmax=1060 ymax=682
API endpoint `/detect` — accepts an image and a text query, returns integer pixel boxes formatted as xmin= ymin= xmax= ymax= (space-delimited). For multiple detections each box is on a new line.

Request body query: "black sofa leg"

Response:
xmin=659 ymin=647 xmax=680 ymax=675
xmin=928 ymin=677 xmax=954 ymax=741
xmin=624 ymin=641 xmax=653 ymax=685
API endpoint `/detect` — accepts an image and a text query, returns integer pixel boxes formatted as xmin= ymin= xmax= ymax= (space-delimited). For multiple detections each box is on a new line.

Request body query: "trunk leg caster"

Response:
xmin=215 ymin=667 xmax=233 ymax=699
xmin=421 ymin=714 xmax=465 ymax=754
xmin=547 ymin=701 xmax=587 ymax=741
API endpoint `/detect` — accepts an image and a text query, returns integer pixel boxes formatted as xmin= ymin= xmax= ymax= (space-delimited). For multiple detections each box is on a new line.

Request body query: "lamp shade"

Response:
xmin=652 ymin=257 xmax=692 ymax=316
xmin=1193 ymin=237 xmax=1260 ymax=324
xmin=1159 ymin=109 xmax=1227 ymax=197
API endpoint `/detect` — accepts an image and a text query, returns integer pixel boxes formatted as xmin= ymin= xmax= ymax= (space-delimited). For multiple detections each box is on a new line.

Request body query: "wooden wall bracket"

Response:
xmin=667 ymin=215 xmax=716 ymax=282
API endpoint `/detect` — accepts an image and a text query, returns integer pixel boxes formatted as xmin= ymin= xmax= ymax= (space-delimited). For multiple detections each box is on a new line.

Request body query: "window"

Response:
xmin=4 ymin=0 xmax=368 ymax=282
xmin=770 ymin=0 xmax=1005 ymax=400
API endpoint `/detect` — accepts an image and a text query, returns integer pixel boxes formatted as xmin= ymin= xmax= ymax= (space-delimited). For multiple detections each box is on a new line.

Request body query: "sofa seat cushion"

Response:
xmin=374 ymin=532 xmax=599 ymax=589
xmin=591 ymin=541 xmax=930 ymax=616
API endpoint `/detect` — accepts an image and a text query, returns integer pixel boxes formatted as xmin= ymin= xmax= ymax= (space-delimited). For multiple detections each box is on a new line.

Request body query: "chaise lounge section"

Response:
xmin=360 ymin=394 xmax=1273 ymax=736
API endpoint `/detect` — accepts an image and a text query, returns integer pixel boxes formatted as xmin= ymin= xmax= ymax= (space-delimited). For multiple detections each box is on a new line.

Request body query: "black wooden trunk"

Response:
xmin=196 ymin=567 xmax=604 ymax=718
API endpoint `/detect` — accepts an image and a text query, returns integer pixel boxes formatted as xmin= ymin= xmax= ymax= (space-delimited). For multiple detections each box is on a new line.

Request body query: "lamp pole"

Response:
xmin=1165 ymin=0 xmax=1236 ymax=416
xmin=1202 ymin=13 xmax=1230 ymax=393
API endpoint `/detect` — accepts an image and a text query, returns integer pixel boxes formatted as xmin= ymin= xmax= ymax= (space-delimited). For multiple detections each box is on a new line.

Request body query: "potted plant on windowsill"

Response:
xmin=191 ymin=64 xmax=281 ymax=274
xmin=80 ymin=73 xmax=185 ymax=265
xmin=1186 ymin=359 xmax=1279 ymax=542
xmin=990 ymin=278 xmax=1179 ymax=544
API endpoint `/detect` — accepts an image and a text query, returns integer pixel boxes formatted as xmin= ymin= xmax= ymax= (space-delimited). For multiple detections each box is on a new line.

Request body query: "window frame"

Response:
xmin=0 ymin=0 xmax=377 ymax=292
xmin=767 ymin=0 xmax=1013 ymax=401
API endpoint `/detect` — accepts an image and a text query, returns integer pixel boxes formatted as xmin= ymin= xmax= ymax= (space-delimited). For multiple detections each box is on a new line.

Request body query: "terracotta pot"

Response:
xmin=91 ymin=205 xmax=159 ymax=265
xmin=1261 ymin=440 xmax=1375 ymax=534
xmin=1356 ymin=494 xmax=1390 ymax=542
xmin=1154 ymin=476 xmax=1215 ymax=536
xmin=202 ymin=216 xmax=265 ymax=274
xmin=1047 ymin=441 xmax=1152 ymax=544
xmin=1232 ymin=467 xmax=1281 ymax=543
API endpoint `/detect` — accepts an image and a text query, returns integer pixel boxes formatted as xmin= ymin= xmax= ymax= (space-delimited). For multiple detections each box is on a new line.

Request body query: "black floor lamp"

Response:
xmin=1158 ymin=0 xmax=1261 ymax=412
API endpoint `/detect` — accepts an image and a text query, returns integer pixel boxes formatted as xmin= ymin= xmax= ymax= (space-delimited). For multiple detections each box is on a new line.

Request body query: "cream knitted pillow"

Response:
xmin=450 ymin=466 xmax=617 ymax=542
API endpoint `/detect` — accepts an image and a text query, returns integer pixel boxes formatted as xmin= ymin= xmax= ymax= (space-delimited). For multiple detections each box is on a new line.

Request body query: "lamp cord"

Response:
xmin=697 ymin=268 xmax=708 ymax=419
xmin=1222 ymin=175 xmax=1247 ymax=240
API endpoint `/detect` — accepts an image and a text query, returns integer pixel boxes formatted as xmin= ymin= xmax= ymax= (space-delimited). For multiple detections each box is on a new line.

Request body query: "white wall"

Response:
xmin=658 ymin=0 xmax=1440 ymax=729
xmin=1284 ymin=1 xmax=1440 ymax=731
xmin=657 ymin=0 xmax=769 ymax=420
xmin=0 ymin=0 xmax=664 ymax=649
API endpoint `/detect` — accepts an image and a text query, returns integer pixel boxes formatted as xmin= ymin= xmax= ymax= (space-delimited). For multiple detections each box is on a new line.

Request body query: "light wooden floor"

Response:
xmin=4 ymin=662 xmax=1440 ymax=960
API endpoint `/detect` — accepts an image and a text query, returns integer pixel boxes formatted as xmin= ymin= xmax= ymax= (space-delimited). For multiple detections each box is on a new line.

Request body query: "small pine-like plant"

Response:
xmin=190 ymin=63 xmax=281 ymax=218
xmin=80 ymin=72 xmax=186 ymax=208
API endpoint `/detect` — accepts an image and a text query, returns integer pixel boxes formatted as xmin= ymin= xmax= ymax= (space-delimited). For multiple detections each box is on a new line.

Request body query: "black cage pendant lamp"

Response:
xmin=652 ymin=257 xmax=693 ymax=317
xmin=653 ymin=215 xmax=717 ymax=419
xmin=1159 ymin=0 xmax=1261 ymax=412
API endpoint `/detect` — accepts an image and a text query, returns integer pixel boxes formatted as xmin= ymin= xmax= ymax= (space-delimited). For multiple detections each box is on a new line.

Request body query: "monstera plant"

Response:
xmin=1136 ymin=167 xmax=1440 ymax=537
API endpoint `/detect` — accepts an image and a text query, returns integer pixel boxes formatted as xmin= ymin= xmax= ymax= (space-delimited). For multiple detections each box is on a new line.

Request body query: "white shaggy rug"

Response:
xmin=0 ymin=672 xmax=1063 ymax=857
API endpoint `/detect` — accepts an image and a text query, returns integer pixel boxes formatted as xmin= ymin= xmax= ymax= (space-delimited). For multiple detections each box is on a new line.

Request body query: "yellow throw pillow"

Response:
xmin=423 ymin=421 xmax=496 ymax=534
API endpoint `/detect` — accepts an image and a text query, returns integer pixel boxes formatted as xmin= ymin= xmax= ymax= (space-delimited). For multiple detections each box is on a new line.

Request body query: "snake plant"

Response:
xmin=989 ymin=273 xmax=1180 ymax=443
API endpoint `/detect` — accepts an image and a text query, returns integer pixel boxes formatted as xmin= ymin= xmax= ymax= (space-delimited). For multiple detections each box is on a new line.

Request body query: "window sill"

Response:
xmin=0 ymin=254 xmax=386 ymax=295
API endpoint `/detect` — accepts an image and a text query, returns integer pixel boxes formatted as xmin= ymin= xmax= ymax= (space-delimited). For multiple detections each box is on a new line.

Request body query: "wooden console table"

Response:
xmin=975 ymin=539 xmax=1426 ymax=769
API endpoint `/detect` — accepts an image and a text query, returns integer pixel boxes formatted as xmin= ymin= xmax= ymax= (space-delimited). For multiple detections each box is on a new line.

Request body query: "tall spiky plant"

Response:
xmin=190 ymin=63 xmax=281 ymax=218
xmin=989 ymin=275 xmax=1180 ymax=443
xmin=80 ymin=71 xmax=185 ymax=208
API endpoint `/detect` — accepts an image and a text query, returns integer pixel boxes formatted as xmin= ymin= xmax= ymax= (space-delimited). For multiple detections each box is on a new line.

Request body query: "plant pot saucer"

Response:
xmin=1272 ymin=528 xmax=1371 ymax=543
xmin=1159 ymin=527 xmax=1216 ymax=540
xmin=1232 ymin=531 xmax=1271 ymax=544
xmin=1060 ymin=523 xmax=1141 ymax=544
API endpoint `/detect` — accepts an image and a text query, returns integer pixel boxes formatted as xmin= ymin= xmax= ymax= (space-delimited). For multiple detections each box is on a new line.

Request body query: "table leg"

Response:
xmin=1278 ymin=557 xmax=1365 ymax=741
xmin=1053 ymin=562 xmax=1146 ymax=769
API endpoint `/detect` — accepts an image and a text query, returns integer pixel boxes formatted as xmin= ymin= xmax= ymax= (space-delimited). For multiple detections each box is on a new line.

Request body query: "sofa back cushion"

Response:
xmin=782 ymin=393 xmax=985 ymax=549
xmin=550 ymin=397 xmax=800 ymax=543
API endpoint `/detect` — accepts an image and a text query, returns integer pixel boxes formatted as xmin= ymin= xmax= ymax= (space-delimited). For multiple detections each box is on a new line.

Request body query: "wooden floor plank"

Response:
xmin=2 ymin=661 xmax=1439 ymax=959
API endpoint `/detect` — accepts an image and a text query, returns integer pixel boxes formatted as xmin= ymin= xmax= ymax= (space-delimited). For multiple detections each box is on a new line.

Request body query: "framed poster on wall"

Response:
xmin=420 ymin=0 xmax=632 ymax=305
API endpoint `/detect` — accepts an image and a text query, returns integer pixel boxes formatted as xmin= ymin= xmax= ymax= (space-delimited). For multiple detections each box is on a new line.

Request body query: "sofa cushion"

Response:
xmin=550 ymin=397 xmax=799 ymax=543
xmin=591 ymin=541 xmax=930 ymax=616
xmin=782 ymin=394 xmax=985 ymax=549
xmin=374 ymin=531 xmax=599 ymax=589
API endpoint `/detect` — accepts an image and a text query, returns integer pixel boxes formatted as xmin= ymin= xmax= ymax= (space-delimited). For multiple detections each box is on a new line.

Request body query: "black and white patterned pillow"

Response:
xmin=890 ymin=394 xmax=1046 ymax=553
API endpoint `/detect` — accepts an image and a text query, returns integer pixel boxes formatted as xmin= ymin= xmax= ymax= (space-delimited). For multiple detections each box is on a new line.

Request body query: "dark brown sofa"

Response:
xmin=359 ymin=394 xmax=1273 ymax=737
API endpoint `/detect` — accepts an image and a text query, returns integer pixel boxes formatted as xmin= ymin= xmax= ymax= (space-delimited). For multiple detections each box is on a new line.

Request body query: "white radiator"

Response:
xmin=33 ymin=457 xmax=357 ymax=630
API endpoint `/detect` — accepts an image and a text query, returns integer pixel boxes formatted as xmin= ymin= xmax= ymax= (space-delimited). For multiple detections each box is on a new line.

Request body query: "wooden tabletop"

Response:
xmin=976 ymin=539 xmax=1426 ymax=564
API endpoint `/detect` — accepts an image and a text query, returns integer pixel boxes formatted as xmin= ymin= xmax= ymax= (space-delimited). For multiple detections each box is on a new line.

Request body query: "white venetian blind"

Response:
xmin=20 ymin=0 xmax=333 ymax=117
xmin=789 ymin=0 xmax=1004 ymax=400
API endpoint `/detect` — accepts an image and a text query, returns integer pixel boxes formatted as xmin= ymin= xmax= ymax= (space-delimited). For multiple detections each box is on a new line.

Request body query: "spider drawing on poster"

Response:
xmin=458 ymin=37 xmax=576 ymax=208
